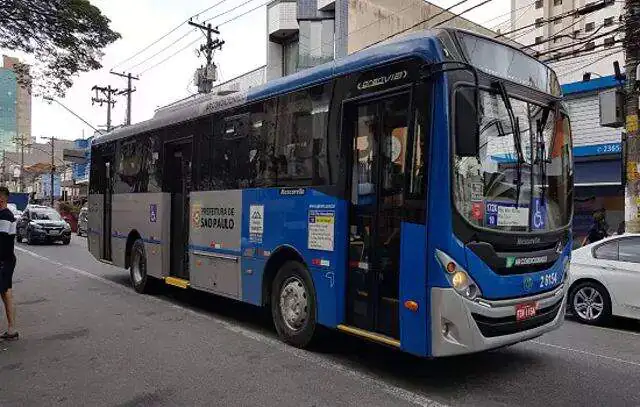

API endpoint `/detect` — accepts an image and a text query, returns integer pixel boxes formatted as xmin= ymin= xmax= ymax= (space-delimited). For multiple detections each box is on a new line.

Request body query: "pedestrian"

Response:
xmin=0 ymin=186 xmax=18 ymax=340
xmin=582 ymin=209 xmax=608 ymax=246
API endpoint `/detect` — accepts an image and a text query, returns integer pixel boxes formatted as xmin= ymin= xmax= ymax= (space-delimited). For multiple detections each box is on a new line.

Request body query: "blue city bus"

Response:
xmin=88 ymin=28 xmax=573 ymax=357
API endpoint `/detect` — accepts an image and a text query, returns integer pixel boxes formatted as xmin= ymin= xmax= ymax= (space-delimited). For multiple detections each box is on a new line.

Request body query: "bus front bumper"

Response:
xmin=430 ymin=284 xmax=567 ymax=357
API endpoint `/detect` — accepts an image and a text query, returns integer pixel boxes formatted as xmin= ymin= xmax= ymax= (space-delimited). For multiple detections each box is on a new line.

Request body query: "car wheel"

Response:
xmin=62 ymin=237 xmax=71 ymax=245
xmin=271 ymin=261 xmax=317 ymax=348
xmin=130 ymin=239 xmax=153 ymax=294
xmin=26 ymin=230 xmax=34 ymax=245
xmin=570 ymin=281 xmax=612 ymax=325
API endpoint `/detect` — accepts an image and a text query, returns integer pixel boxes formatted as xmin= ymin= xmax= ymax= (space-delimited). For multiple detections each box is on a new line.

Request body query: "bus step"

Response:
xmin=165 ymin=277 xmax=190 ymax=289
xmin=336 ymin=324 xmax=400 ymax=348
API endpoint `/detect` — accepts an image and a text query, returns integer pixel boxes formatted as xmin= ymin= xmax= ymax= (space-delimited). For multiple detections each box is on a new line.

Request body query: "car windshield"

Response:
xmin=453 ymin=89 xmax=573 ymax=232
xmin=32 ymin=210 xmax=62 ymax=221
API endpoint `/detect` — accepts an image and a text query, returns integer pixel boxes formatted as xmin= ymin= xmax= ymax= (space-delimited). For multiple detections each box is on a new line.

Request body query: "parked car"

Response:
xmin=16 ymin=206 xmax=72 ymax=245
xmin=569 ymin=234 xmax=640 ymax=325
xmin=77 ymin=206 xmax=88 ymax=236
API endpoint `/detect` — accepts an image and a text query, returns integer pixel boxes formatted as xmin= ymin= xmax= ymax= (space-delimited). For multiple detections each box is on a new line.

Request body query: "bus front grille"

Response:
xmin=471 ymin=299 xmax=563 ymax=338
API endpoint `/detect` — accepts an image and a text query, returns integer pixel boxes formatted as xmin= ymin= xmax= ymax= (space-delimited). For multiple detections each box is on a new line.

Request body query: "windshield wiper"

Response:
xmin=494 ymin=81 xmax=525 ymax=207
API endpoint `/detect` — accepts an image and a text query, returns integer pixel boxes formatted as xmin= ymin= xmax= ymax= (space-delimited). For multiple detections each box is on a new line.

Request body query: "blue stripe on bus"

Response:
xmin=188 ymin=244 xmax=241 ymax=256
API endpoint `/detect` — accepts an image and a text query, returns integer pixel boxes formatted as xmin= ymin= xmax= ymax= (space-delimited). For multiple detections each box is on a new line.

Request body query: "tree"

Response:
xmin=0 ymin=0 xmax=121 ymax=96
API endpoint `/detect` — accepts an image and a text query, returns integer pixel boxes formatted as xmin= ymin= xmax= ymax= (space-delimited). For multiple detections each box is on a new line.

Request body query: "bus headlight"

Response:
xmin=436 ymin=250 xmax=482 ymax=300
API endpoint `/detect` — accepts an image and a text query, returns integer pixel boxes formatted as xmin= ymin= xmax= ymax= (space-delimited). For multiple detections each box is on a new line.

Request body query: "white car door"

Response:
xmin=596 ymin=237 xmax=640 ymax=319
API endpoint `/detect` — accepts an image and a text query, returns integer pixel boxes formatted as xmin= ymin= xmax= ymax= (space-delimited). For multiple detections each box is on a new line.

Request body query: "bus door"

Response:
xmin=103 ymin=159 xmax=114 ymax=261
xmin=164 ymin=139 xmax=193 ymax=280
xmin=345 ymin=92 xmax=412 ymax=339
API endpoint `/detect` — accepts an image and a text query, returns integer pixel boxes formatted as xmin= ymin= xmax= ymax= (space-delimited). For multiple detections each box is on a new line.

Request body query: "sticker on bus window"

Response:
xmin=149 ymin=204 xmax=157 ymax=223
xmin=485 ymin=202 xmax=529 ymax=228
xmin=471 ymin=202 xmax=483 ymax=220
xmin=308 ymin=209 xmax=335 ymax=251
xmin=531 ymin=198 xmax=547 ymax=230
xmin=470 ymin=182 xmax=484 ymax=202
xmin=249 ymin=205 xmax=264 ymax=243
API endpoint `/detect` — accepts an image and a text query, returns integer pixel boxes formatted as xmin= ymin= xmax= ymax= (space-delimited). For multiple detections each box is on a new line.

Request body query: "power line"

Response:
xmin=482 ymin=0 xmax=538 ymax=28
xmin=520 ymin=16 xmax=587 ymax=50
xmin=495 ymin=0 xmax=614 ymax=39
xmin=557 ymin=48 xmax=622 ymax=77
xmin=537 ymin=26 xmax=623 ymax=58
xmin=111 ymin=0 xmax=232 ymax=71
xmin=138 ymin=37 xmax=201 ymax=75
xmin=361 ymin=0 xmax=483 ymax=51
xmin=546 ymin=41 xmax=623 ymax=63
xmin=137 ymin=0 xmax=271 ymax=76
xmin=203 ymin=0 xmax=263 ymax=23
xmin=216 ymin=0 xmax=273 ymax=27
xmin=551 ymin=45 xmax=623 ymax=66
xmin=123 ymin=29 xmax=197 ymax=73
xmin=433 ymin=0 xmax=494 ymax=28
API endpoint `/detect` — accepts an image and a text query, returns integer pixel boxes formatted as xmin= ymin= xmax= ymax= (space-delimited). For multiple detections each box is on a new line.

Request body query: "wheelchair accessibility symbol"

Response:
xmin=532 ymin=198 xmax=546 ymax=230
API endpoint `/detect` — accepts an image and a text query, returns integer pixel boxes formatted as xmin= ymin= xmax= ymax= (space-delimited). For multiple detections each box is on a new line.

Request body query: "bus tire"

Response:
xmin=271 ymin=261 xmax=317 ymax=348
xmin=130 ymin=239 xmax=153 ymax=294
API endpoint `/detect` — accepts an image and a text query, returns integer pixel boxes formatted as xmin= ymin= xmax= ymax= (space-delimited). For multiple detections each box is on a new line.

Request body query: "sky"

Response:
xmin=3 ymin=0 xmax=512 ymax=143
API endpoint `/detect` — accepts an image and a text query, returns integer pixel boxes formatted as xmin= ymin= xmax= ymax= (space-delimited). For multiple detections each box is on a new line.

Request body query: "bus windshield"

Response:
xmin=454 ymin=89 xmax=573 ymax=233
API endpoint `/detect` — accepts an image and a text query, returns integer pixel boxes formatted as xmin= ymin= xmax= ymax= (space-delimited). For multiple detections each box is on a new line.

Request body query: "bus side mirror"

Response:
xmin=455 ymin=87 xmax=480 ymax=157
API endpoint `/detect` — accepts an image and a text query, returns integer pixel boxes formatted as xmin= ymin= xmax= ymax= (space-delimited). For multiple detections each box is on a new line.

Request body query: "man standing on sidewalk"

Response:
xmin=0 ymin=186 xmax=18 ymax=340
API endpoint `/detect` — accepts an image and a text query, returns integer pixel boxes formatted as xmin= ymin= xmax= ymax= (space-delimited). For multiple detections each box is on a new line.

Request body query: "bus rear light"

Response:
xmin=436 ymin=250 xmax=482 ymax=300
xmin=404 ymin=300 xmax=419 ymax=312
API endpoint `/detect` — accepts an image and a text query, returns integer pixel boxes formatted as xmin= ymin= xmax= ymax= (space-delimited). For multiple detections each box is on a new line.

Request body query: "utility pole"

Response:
xmin=624 ymin=0 xmax=640 ymax=232
xmin=11 ymin=134 xmax=29 ymax=192
xmin=91 ymin=85 xmax=118 ymax=131
xmin=50 ymin=137 xmax=55 ymax=206
xmin=110 ymin=72 xmax=139 ymax=125
xmin=188 ymin=20 xmax=224 ymax=93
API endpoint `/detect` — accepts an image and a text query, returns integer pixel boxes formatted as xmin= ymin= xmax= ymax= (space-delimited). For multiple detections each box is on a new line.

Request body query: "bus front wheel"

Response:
xmin=271 ymin=261 xmax=317 ymax=348
xmin=130 ymin=239 xmax=153 ymax=294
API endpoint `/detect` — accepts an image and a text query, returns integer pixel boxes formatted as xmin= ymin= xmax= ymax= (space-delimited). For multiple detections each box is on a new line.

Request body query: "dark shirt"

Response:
xmin=0 ymin=208 xmax=16 ymax=262
xmin=586 ymin=225 xmax=607 ymax=244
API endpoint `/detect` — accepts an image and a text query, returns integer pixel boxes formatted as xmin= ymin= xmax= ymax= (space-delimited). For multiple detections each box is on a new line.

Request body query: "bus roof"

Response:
xmin=92 ymin=29 xmax=448 ymax=146
xmin=92 ymin=28 xmax=548 ymax=147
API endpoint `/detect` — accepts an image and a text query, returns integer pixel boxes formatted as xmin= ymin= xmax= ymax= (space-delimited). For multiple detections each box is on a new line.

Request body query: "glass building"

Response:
xmin=0 ymin=68 xmax=17 ymax=152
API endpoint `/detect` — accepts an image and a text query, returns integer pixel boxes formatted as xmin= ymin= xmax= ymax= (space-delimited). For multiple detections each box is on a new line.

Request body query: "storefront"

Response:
xmin=562 ymin=76 xmax=625 ymax=247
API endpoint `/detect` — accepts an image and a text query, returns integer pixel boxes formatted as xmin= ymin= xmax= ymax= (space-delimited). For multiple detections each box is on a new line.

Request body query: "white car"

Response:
xmin=569 ymin=234 xmax=640 ymax=324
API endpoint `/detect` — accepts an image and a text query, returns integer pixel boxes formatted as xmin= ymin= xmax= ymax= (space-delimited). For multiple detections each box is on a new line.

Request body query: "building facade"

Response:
xmin=0 ymin=66 xmax=17 ymax=152
xmin=0 ymin=56 xmax=32 ymax=152
xmin=265 ymin=0 xmax=518 ymax=81
xmin=561 ymin=76 xmax=625 ymax=246
xmin=509 ymin=0 xmax=623 ymax=83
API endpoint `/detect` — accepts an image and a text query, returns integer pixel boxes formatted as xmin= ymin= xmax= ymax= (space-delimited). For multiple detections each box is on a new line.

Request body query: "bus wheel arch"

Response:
xmin=262 ymin=246 xmax=307 ymax=307
xmin=125 ymin=230 xmax=142 ymax=269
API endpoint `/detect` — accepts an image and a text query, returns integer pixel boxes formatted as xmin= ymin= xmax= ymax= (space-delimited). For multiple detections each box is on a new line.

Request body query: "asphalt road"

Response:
xmin=1 ymin=235 xmax=640 ymax=407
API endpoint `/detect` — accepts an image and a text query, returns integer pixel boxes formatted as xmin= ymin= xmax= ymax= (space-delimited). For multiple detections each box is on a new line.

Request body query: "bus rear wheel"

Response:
xmin=271 ymin=261 xmax=317 ymax=348
xmin=130 ymin=239 xmax=153 ymax=294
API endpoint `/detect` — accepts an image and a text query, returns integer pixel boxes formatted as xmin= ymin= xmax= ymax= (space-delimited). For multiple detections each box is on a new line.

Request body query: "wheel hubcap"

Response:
xmin=574 ymin=287 xmax=604 ymax=321
xmin=132 ymin=252 xmax=143 ymax=285
xmin=279 ymin=277 xmax=308 ymax=332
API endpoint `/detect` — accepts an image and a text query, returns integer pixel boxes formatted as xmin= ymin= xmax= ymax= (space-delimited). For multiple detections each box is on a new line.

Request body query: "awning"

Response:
xmin=574 ymin=159 xmax=621 ymax=187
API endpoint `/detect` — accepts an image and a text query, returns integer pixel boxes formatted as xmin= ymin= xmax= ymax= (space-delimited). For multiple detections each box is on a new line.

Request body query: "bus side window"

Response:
xmin=275 ymin=83 xmax=331 ymax=187
xmin=249 ymin=99 xmax=278 ymax=187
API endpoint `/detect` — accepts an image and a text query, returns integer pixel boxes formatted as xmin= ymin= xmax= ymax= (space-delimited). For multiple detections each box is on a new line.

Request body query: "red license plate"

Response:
xmin=515 ymin=302 xmax=537 ymax=321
